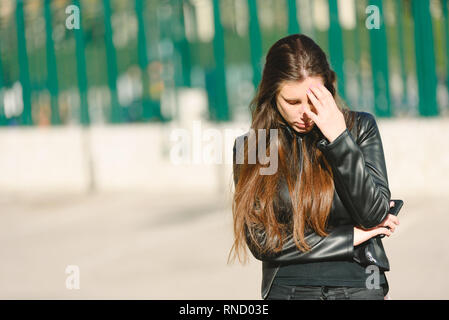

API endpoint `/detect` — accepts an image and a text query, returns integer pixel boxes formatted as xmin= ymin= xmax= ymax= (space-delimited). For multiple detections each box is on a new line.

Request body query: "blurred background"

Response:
xmin=0 ymin=0 xmax=448 ymax=299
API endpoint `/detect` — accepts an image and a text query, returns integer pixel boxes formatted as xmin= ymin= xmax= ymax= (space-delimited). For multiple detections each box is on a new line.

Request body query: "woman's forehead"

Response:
xmin=279 ymin=77 xmax=324 ymax=97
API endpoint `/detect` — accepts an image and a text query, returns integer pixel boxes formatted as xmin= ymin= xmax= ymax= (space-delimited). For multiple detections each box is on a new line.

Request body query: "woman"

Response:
xmin=228 ymin=34 xmax=399 ymax=300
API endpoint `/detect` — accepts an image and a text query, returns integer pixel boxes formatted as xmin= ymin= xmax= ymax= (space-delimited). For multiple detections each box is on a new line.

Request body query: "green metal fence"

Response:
xmin=0 ymin=0 xmax=447 ymax=126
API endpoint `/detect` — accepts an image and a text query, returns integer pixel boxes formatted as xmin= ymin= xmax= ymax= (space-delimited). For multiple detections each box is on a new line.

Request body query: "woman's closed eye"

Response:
xmin=285 ymin=96 xmax=314 ymax=106
xmin=286 ymin=100 xmax=301 ymax=105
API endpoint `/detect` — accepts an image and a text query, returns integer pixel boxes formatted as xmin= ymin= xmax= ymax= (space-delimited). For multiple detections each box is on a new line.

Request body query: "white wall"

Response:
xmin=0 ymin=118 xmax=448 ymax=198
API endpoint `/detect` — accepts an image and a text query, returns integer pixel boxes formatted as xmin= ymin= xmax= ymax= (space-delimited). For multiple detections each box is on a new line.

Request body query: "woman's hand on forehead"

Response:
xmin=304 ymin=84 xmax=347 ymax=143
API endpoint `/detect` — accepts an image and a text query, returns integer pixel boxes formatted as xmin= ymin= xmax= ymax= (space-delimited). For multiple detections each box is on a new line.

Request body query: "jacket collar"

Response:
xmin=279 ymin=122 xmax=328 ymax=150
xmin=279 ymin=122 xmax=308 ymax=140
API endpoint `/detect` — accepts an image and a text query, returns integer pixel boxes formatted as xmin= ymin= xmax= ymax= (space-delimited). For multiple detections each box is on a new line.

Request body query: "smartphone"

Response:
xmin=389 ymin=199 xmax=404 ymax=216
xmin=378 ymin=199 xmax=403 ymax=238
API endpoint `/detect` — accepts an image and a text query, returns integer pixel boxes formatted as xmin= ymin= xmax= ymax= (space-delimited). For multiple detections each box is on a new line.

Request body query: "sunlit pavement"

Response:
xmin=0 ymin=190 xmax=258 ymax=299
xmin=0 ymin=189 xmax=448 ymax=300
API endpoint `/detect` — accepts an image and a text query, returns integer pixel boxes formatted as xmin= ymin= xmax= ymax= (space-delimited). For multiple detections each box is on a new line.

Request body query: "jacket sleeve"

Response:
xmin=244 ymin=224 xmax=354 ymax=264
xmin=233 ymin=137 xmax=354 ymax=264
xmin=317 ymin=112 xmax=391 ymax=229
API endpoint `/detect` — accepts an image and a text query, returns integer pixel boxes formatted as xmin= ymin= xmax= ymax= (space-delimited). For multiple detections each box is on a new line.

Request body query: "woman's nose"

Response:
xmin=299 ymin=103 xmax=314 ymax=119
xmin=299 ymin=107 xmax=311 ymax=121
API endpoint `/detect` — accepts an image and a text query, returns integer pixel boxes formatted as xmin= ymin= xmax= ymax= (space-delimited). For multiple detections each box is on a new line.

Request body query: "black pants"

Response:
xmin=266 ymin=283 xmax=387 ymax=300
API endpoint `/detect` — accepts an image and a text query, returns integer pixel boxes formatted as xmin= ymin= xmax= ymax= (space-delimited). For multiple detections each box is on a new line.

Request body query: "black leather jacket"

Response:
xmin=232 ymin=111 xmax=391 ymax=299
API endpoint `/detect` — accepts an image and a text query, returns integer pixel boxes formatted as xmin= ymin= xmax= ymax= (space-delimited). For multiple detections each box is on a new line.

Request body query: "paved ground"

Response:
xmin=0 ymin=189 xmax=448 ymax=299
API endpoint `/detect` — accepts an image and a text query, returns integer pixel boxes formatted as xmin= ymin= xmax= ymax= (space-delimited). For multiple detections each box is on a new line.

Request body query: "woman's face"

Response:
xmin=276 ymin=76 xmax=324 ymax=134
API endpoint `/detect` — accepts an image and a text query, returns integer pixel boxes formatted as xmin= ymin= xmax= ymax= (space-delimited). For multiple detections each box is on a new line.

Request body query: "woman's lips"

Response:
xmin=295 ymin=122 xmax=311 ymax=128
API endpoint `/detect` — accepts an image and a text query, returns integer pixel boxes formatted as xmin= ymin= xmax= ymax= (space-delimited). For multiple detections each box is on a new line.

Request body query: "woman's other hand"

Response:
xmin=353 ymin=201 xmax=400 ymax=246
xmin=377 ymin=201 xmax=400 ymax=232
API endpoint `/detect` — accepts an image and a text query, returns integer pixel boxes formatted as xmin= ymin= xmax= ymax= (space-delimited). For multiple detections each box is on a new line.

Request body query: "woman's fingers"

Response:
xmin=306 ymin=88 xmax=323 ymax=112
xmin=380 ymin=216 xmax=400 ymax=233
xmin=375 ymin=213 xmax=401 ymax=236
xmin=381 ymin=213 xmax=400 ymax=227
xmin=311 ymin=85 xmax=336 ymax=109
xmin=377 ymin=227 xmax=393 ymax=237
xmin=309 ymin=85 xmax=326 ymax=100
xmin=388 ymin=214 xmax=400 ymax=226
xmin=384 ymin=220 xmax=396 ymax=232
xmin=312 ymin=84 xmax=332 ymax=101
xmin=314 ymin=85 xmax=333 ymax=106
xmin=309 ymin=86 xmax=328 ymax=111
xmin=318 ymin=84 xmax=334 ymax=99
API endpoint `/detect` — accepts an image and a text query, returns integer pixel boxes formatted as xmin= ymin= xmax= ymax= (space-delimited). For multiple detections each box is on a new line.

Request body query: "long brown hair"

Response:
xmin=228 ymin=34 xmax=355 ymax=264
